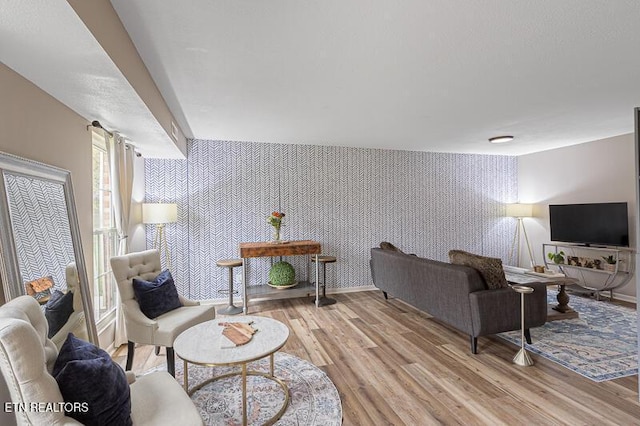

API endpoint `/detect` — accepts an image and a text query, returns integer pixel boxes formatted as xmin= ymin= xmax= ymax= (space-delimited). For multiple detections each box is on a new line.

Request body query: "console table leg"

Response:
xmin=242 ymin=258 xmax=248 ymax=315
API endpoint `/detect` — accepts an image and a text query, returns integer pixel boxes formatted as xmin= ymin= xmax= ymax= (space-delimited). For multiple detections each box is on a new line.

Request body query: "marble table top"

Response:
xmin=174 ymin=316 xmax=290 ymax=366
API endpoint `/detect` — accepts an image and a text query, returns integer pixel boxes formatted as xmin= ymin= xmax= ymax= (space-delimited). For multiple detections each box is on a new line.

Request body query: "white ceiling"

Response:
xmin=110 ymin=0 xmax=640 ymax=156
xmin=2 ymin=1 xmax=640 ymax=157
xmin=0 ymin=0 xmax=183 ymax=159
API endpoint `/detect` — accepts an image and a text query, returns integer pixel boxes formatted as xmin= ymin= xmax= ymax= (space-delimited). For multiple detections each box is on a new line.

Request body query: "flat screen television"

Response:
xmin=549 ymin=202 xmax=629 ymax=247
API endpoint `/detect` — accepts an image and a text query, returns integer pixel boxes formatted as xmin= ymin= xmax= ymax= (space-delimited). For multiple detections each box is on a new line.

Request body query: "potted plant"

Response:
xmin=268 ymin=261 xmax=297 ymax=289
xmin=547 ymin=250 xmax=565 ymax=265
xmin=602 ymin=255 xmax=617 ymax=272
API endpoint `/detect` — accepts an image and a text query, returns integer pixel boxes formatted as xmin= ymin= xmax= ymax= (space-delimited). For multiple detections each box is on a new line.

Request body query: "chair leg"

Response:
xmin=382 ymin=291 xmax=388 ymax=300
xmin=470 ymin=336 xmax=478 ymax=354
xmin=524 ymin=329 xmax=532 ymax=345
xmin=167 ymin=347 xmax=175 ymax=377
xmin=125 ymin=341 xmax=135 ymax=371
xmin=155 ymin=346 xmax=161 ymax=356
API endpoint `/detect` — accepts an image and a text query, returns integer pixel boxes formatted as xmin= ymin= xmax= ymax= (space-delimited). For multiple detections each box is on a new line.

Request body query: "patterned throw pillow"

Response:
xmin=132 ymin=269 xmax=183 ymax=319
xmin=53 ymin=333 xmax=132 ymax=425
xmin=448 ymin=250 xmax=509 ymax=290
xmin=379 ymin=242 xmax=404 ymax=253
xmin=45 ymin=290 xmax=75 ymax=338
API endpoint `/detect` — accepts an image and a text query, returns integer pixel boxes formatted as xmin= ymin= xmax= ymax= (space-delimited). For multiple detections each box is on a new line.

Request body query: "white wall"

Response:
xmin=518 ymin=133 xmax=636 ymax=299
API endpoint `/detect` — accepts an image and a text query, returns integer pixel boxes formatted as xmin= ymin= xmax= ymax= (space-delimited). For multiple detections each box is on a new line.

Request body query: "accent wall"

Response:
xmin=145 ymin=140 xmax=517 ymax=300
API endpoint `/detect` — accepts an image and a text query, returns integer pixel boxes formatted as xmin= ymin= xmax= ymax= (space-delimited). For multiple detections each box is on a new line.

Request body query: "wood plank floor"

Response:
xmin=112 ymin=290 xmax=640 ymax=425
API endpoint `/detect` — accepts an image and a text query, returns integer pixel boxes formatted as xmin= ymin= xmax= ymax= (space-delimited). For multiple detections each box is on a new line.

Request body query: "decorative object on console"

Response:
xmin=267 ymin=211 xmax=285 ymax=243
xmin=548 ymin=250 xmax=565 ymax=265
xmin=142 ymin=202 xmax=178 ymax=270
xmin=268 ymin=261 xmax=297 ymax=288
xmin=24 ymin=275 xmax=54 ymax=304
xmin=449 ymin=250 xmax=509 ymax=290
xmin=602 ymin=255 xmax=617 ymax=272
xmin=506 ymin=203 xmax=536 ymax=268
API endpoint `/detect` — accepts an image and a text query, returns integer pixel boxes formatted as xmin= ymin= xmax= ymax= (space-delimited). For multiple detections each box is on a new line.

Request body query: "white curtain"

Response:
xmin=106 ymin=130 xmax=135 ymax=347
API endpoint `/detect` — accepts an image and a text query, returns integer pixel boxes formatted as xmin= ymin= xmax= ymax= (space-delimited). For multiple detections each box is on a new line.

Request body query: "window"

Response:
xmin=92 ymin=131 xmax=118 ymax=322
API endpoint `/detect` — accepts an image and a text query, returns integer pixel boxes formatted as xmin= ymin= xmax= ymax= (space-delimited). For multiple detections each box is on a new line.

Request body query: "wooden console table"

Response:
xmin=239 ymin=240 xmax=322 ymax=314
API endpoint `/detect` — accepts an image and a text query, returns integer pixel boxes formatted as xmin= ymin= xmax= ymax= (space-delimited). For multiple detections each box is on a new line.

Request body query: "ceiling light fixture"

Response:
xmin=489 ymin=135 xmax=514 ymax=144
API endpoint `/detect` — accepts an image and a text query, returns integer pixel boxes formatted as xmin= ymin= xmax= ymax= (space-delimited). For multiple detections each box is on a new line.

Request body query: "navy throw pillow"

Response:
xmin=53 ymin=333 xmax=132 ymax=426
xmin=45 ymin=290 xmax=75 ymax=338
xmin=132 ymin=269 xmax=182 ymax=319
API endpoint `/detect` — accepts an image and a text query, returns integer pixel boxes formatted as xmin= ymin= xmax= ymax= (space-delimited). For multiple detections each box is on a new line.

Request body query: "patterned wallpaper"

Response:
xmin=5 ymin=174 xmax=75 ymax=289
xmin=146 ymin=140 xmax=517 ymax=300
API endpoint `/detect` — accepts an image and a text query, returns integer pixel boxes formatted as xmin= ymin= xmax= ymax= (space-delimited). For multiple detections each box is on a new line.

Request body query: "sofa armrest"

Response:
xmin=468 ymin=282 xmax=547 ymax=337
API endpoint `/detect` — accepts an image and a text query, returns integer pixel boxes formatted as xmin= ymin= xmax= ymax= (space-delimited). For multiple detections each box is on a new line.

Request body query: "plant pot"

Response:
xmin=267 ymin=281 xmax=298 ymax=289
xmin=603 ymin=263 xmax=616 ymax=273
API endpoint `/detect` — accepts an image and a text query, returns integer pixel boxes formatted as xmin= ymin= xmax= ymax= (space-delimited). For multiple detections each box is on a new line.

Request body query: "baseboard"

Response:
xmin=612 ymin=292 xmax=637 ymax=304
xmin=201 ymin=285 xmax=378 ymax=306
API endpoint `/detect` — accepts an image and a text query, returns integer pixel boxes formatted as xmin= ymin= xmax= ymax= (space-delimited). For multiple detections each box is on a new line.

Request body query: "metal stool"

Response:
xmin=311 ymin=255 xmax=337 ymax=306
xmin=216 ymin=258 xmax=243 ymax=315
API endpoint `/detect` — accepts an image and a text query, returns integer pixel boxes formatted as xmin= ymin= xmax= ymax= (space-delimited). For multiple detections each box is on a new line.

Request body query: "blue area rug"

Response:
xmin=499 ymin=290 xmax=638 ymax=382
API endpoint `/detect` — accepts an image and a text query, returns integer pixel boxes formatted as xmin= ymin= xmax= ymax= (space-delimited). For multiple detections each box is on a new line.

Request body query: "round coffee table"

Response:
xmin=174 ymin=316 xmax=290 ymax=425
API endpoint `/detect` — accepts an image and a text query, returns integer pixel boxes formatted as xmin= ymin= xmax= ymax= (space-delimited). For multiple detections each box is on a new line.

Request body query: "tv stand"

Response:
xmin=542 ymin=243 xmax=634 ymax=299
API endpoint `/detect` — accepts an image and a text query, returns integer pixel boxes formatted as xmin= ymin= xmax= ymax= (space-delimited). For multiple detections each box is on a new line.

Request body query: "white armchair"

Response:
xmin=0 ymin=296 xmax=203 ymax=425
xmin=110 ymin=249 xmax=215 ymax=376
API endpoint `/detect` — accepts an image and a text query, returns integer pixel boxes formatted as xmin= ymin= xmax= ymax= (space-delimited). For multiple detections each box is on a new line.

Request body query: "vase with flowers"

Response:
xmin=267 ymin=211 xmax=285 ymax=243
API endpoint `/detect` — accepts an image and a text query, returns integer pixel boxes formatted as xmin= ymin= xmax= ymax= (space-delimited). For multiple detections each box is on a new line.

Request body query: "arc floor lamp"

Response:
xmin=507 ymin=203 xmax=535 ymax=268
xmin=142 ymin=203 xmax=177 ymax=270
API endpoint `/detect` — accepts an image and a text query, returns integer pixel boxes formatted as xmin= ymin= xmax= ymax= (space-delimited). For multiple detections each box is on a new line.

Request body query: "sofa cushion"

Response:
xmin=53 ymin=333 xmax=132 ymax=425
xmin=132 ymin=269 xmax=183 ymax=319
xmin=448 ymin=250 xmax=509 ymax=290
xmin=45 ymin=290 xmax=74 ymax=338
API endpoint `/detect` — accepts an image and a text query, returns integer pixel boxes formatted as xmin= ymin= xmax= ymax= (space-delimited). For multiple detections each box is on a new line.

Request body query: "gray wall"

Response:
xmin=145 ymin=140 xmax=517 ymax=300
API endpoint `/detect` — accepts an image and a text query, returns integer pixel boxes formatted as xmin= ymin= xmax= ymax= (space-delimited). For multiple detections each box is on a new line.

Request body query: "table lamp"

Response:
xmin=142 ymin=203 xmax=177 ymax=270
xmin=506 ymin=203 xmax=535 ymax=268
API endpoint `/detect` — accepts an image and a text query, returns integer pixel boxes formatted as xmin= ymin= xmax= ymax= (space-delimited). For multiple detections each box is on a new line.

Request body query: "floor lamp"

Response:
xmin=507 ymin=203 xmax=535 ymax=268
xmin=142 ymin=203 xmax=177 ymax=270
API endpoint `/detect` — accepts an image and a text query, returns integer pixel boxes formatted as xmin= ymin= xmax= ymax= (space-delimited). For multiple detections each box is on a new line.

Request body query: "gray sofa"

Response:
xmin=369 ymin=248 xmax=547 ymax=353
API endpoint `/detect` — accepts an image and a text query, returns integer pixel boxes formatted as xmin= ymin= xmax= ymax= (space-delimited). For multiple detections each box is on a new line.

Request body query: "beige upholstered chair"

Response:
xmin=50 ymin=262 xmax=88 ymax=348
xmin=110 ymin=249 xmax=215 ymax=376
xmin=0 ymin=296 xmax=203 ymax=425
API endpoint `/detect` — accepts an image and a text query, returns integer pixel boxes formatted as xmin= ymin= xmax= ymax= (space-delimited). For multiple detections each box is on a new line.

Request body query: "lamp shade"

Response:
xmin=142 ymin=203 xmax=177 ymax=224
xmin=506 ymin=203 xmax=533 ymax=218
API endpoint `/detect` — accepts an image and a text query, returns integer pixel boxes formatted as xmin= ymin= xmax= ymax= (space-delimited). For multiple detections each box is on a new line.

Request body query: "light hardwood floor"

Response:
xmin=113 ymin=291 xmax=640 ymax=425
